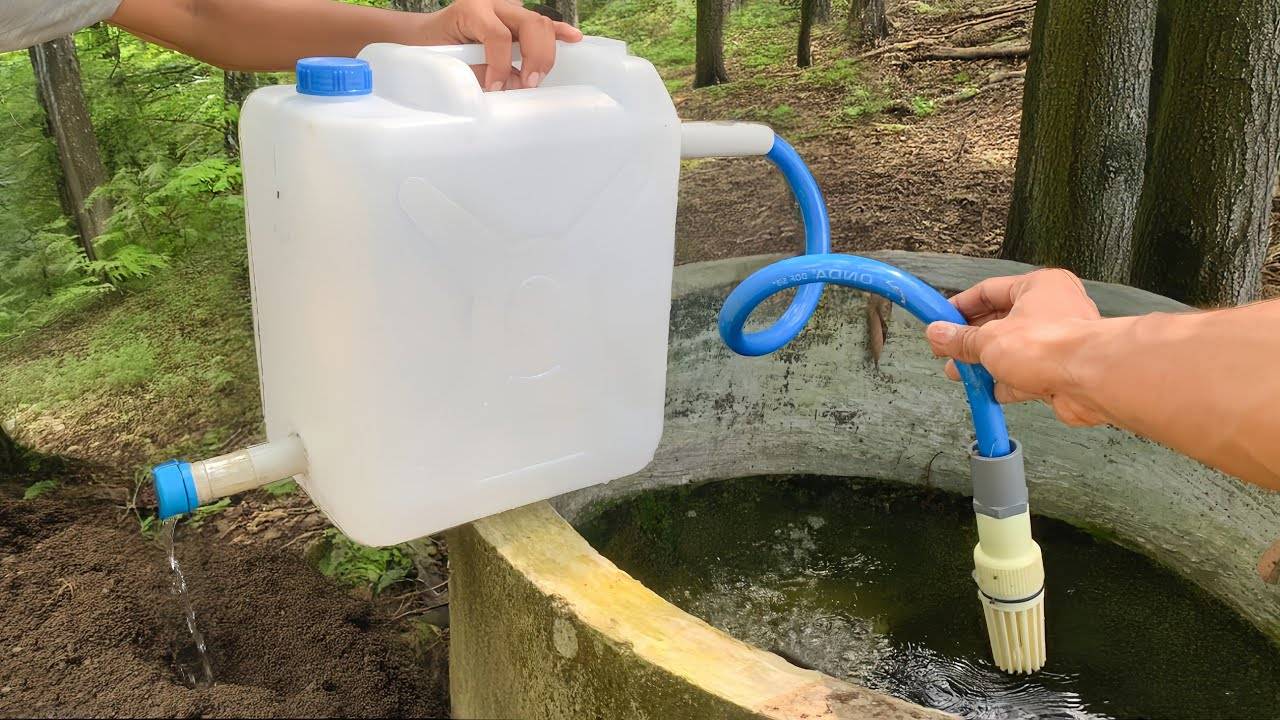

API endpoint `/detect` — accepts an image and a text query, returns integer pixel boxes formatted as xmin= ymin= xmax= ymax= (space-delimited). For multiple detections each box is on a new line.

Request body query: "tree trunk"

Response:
xmin=1129 ymin=0 xmax=1280 ymax=305
xmin=814 ymin=0 xmax=831 ymax=24
xmin=554 ymin=0 xmax=578 ymax=27
xmin=29 ymin=36 xmax=111 ymax=261
xmin=1000 ymin=0 xmax=1156 ymax=283
xmin=798 ymin=0 xmax=816 ymax=67
xmin=849 ymin=0 xmax=889 ymax=47
xmin=695 ymin=0 xmax=730 ymax=87
xmin=223 ymin=71 xmax=257 ymax=157
xmin=390 ymin=0 xmax=440 ymax=11
xmin=0 ymin=426 xmax=23 ymax=475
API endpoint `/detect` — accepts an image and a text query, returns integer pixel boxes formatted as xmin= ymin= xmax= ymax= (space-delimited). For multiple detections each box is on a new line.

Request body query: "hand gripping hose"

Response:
xmin=713 ymin=130 xmax=1046 ymax=673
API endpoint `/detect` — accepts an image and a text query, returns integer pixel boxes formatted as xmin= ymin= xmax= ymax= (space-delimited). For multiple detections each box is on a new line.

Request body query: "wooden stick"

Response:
xmin=916 ymin=42 xmax=1031 ymax=61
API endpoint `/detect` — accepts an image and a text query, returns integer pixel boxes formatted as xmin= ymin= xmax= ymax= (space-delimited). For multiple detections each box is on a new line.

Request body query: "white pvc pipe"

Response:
xmin=190 ymin=435 xmax=308 ymax=503
xmin=679 ymin=121 xmax=775 ymax=158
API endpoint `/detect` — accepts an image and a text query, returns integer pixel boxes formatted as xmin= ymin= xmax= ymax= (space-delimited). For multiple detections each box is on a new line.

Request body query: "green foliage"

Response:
xmin=138 ymin=513 xmax=159 ymax=538
xmin=0 ymin=29 xmax=244 ymax=341
xmin=0 ymin=339 xmax=157 ymax=407
xmin=22 ymin=479 xmax=57 ymax=500
xmin=187 ymin=497 xmax=232 ymax=527
xmin=261 ymin=478 xmax=299 ymax=497
xmin=841 ymin=86 xmax=893 ymax=119
xmin=313 ymin=528 xmax=415 ymax=595
xmin=909 ymin=95 xmax=937 ymax=117
xmin=581 ymin=0 xmax=696 ymax=71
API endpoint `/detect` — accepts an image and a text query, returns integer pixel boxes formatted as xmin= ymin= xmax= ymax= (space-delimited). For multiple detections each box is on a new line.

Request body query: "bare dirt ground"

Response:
xmin=672 ymin=5 xmax=1028 ymax=265
xmin=0 ymin=482 xmax=448 ymax=718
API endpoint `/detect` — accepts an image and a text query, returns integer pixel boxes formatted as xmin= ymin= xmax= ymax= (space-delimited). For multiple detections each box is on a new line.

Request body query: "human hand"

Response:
xmin=924 ymin=269 xmax=1107 ymax=427
xmin=424 ymin=0 xmax=583 ymax=91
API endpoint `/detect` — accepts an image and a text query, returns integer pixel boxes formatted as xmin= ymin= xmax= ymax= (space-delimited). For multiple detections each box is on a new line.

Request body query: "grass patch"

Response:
xmin=840 ymin=85 xmax=894 ymax=120
xmin=581 ymin=0 xmax=697 ymax=73
xmin=0 ymin=228 xmax=262 ymax=470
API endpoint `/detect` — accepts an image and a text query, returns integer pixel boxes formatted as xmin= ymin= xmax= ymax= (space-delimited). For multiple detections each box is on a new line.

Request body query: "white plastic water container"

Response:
xmin=238 ymin=39 xmax=680 ymax=546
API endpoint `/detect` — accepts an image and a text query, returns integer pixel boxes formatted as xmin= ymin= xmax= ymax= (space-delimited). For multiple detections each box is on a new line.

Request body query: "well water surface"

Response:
xmin=580 ymin=477 xmax=1280 ymax=719
xmin=161 ymin=518 xmax=214 ymax=688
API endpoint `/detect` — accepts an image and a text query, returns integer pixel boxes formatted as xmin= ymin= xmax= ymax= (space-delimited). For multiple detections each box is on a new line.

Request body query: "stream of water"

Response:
xmin=580 ymin=476 xmax=1280 ymax=720
xmin=161 ymin=518 xmax=214 ymax=688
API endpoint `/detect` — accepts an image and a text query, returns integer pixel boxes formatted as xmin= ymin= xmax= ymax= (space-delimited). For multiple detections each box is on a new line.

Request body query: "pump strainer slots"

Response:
xmin=151 ymin=38 xmax=1045 ymax=674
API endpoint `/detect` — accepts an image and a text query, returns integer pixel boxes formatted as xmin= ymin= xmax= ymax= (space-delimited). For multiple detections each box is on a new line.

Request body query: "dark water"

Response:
xmin=579 ymin=477 xmax=1280 ymax=720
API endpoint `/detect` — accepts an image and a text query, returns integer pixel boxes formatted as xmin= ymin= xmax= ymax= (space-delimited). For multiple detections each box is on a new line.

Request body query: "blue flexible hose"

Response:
xmin=718 ymin=135 xmax=1013 ymax=458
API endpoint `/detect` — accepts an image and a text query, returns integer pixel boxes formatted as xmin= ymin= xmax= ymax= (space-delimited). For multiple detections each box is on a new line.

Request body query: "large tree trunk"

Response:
xmin=1129 ymin=0 xmax=1280 ymax=305
xmin=798 ymin=0 xmax=816 ymax=67
xmin=223 ymin=71 xmax=257 ymax=157
xmin=849 ymin=0 xmax=889 ymax=47
xmin=695 ymin=0 xmax=730 ymax=87
xmin=29 ymin=36 xmax=111 ymax=261
xmin=1000 ymin=0 xmax=1156 ymax=283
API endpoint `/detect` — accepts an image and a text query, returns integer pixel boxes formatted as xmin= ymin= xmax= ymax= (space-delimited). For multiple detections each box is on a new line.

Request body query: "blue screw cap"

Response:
xmin=296 ymin=57 xmax=372 ymax=97
xmin=153 ymin=460 xmax=199 ymax=519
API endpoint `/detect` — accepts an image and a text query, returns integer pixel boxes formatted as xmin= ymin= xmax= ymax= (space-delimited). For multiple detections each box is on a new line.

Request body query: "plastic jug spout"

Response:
xmin=153 ymin=435 xmax=308 ymax=519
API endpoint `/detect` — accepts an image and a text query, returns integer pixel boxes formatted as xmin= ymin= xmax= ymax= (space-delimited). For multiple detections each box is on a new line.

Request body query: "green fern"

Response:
xmin=83 ymin=244 xmax=169 ymax=285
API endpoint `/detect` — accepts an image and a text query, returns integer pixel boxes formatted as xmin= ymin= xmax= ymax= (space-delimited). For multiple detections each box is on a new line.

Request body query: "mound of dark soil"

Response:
xmin=0 ymin=496 xmax=446 ymax=718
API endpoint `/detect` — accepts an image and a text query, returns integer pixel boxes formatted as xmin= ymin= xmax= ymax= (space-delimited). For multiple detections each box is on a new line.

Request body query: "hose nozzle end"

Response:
xmin=978 ymin=587 xmax=1046 ymax=674
xmin=153 ymin=459 xmax=199 ymax=520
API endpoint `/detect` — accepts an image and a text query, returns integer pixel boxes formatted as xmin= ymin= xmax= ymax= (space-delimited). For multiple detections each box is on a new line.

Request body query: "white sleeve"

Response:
xmin=0 ymin=0 xmax=124 ymax=53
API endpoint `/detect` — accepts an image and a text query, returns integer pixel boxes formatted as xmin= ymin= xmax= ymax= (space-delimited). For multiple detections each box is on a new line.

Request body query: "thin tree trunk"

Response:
xmin=849 ymin=0 xmax=889 ymax=47
xmin=29 ymin=36 xmax=111 ymax=261
xmin=695 ymin=0 xmax=730 ymax=87
xmin=1129 ymin=0 xmax=1280 ymax=305
xmin=554 ymin=0 xmax=578 ymax=27
xmin=0 ymin=425 xmax=23 ymax=475
xmin=814 ymin=0 xmax=831 ymax=24
xmin=1001 ymin=0 xmax=1156 ymax=283
xmin=798 ymin=0 xmax=816 ymax=67
xmin=223 ymin=71 xmax=257 ymax=157
xmin=390 ymin=0 xmax=440 ymax=11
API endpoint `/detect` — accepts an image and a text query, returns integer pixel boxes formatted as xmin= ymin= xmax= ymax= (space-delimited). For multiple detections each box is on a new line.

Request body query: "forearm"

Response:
xmin=109 ymin=0 xmax=438 ymax=71
xmin=1071 ymin=302 xmax=1280 ymax=489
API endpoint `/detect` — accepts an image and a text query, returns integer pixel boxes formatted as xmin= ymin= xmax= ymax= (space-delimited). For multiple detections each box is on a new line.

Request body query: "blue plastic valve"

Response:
xmin=296 ymin=57 xmax=372 ymax=97
xmin=153 ymin=459 xmax=199 ymax=519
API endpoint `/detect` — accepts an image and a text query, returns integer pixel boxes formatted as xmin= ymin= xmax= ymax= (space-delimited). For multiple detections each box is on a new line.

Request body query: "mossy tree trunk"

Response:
xmin=798 ymin=0 xmax=816 ymax=67
xmin=29 ymin=36 xmax=112 ymax=261
xmin=1129 ymin=0 xmax=1280 ymax=305
xmin=1001 ymin=0 xmax=1156 ymax=283
xmin=695 ymin=0 xmax=729 ymax=87
xmin=223 ymin=71 xmax=257 ymax=157
xmin=849 ymin=0 xmax=889 ymax=47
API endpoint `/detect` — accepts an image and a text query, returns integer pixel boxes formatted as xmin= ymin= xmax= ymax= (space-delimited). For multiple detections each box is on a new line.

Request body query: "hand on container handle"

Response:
xmin=425 ymin=0 xmax=583 ymax=91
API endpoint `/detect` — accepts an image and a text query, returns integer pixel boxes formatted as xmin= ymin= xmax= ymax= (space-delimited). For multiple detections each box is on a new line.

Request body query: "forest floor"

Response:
xmin=1 ymin=0 xmax=1278 ymax=717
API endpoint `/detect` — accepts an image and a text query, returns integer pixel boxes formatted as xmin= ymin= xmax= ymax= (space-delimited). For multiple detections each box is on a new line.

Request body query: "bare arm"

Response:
xmin=108 ymin=0 xmax=582 ymax=89
xmin=924 ymin=270 xmax=1280 ymax=491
